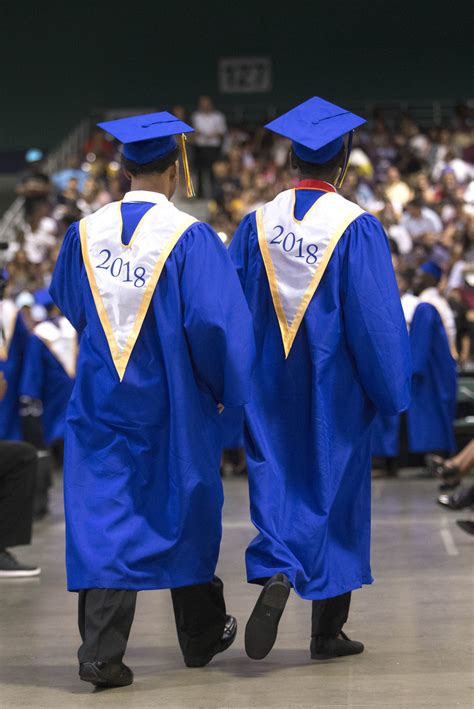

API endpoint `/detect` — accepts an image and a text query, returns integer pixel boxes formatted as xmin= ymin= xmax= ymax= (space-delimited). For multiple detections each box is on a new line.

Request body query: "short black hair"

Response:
xmin=290 ymin=145 xmax=345 ymax=179
xmin=122 ymin=147 xmax=179 ymax=177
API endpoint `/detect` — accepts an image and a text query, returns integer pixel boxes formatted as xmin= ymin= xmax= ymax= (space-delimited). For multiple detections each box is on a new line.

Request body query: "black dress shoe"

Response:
xmin=456 ymin=520 xmax=474 ymax=536
xmin=245 ymin=573 xmax=291 ymax=660
xmin=311 ymin=630 xmax=364 ymax=660
xmin=438 ymin=480 xmax=460 ymax=492
xmin=437 ymin=485 xmax=474 ymax=510
xmin=426 ymin=455 xmax=460 ymax=480
xmin=185 ymin=615 xmax=237 ymax=667
xmin=79 ymin=661 xmax=133 ymax=687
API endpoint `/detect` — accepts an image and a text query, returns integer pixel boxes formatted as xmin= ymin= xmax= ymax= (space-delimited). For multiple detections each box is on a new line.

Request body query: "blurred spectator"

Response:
xmin=385 ymin=166 xmax=412 ymax=216
xmin=16 ymin=149 xmax=51 ymax=220
xmin=401 ymin=198 xmax=443 ymax=241
xmin=52 ymin=155 xmax=87 ymax=193
xmin=192 ymin=96 xmax=227 ymax=198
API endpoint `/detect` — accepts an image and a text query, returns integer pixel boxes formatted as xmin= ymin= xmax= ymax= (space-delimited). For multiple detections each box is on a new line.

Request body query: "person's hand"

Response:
xmin=0 ymin=372 xmax=8 ymax=401
xmin=217 ymin=403 xmax=225 ymax=414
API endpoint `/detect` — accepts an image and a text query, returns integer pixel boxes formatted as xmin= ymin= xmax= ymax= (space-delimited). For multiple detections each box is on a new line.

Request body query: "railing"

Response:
xmin=0 ymin=117 xmax=93 ymax=245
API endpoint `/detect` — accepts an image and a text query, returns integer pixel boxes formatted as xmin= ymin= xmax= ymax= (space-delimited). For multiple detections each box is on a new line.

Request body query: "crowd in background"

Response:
xmin=3 ymin=98 xmax=474 ymax=361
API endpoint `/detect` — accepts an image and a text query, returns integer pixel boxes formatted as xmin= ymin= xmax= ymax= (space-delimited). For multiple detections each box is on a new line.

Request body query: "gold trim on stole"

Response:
xmin=256 ymin=192 xmax=364 ymax=358
xmin=0 ymin=306 xmax=18 ymax=361
xmin=80 ymin=214 xmax=195 ymax=381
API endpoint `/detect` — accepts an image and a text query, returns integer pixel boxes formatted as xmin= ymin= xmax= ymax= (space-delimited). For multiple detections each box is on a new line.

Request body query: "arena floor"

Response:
xmin=0 ymin=475 xmax=472 ymax=709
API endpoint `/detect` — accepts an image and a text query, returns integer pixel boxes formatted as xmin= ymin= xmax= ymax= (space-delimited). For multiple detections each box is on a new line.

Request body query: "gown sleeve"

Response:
xmin=20 ymin=335 xmax=45 ymax=400
xmin=341 ymin=214 xmax=412 ymax=415
xmin=50 ymin=223 xmax=86 ymax=334
xmin=180 ymin=222 xmax=255 ymax=407
xmin=228 ymin=213 xmax=253 ymax=290
xmin=410 ymin=303 xmax=436 ymax=376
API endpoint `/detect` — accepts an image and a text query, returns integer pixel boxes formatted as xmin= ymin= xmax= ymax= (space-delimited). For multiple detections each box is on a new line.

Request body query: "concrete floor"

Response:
xmin=0 ymin=476 xmax=472 ymax=708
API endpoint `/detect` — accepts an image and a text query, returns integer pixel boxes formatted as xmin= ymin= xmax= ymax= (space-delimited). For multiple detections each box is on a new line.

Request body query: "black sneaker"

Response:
xmin=311 ymin=630 xmax=364 ymax=660
xmin=79 ymin=661 xmax=133 ymax=687
xmin=245 ymin=573 xmax=291 ymax=660
xmin=0 ymin=550 xmax=41 ymax=578
xmin=437 ymin=486 xmax=474 ymax=510
xmin=185 ymin=615 xmax=238 ymax=667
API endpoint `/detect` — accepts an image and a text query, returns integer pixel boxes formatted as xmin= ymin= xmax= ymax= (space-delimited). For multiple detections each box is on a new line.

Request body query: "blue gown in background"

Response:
xmin=372 ymin=302 xmax=457 ymax=456
xmin=50 ymin=199 xmax=255 ymax=592
xmin=229 ymin=187 xmax=412 ymax=600
xmin=407 ymin=303 xmax=457 ymax=453
xmin=20 ymin=325 xmax=75 ymax=445
xmin=0 ymin=307 xmax=29 ymax=440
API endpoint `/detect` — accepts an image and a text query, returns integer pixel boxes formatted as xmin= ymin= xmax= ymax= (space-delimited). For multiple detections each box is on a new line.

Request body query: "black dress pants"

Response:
xmin=78 ymin=576 xmax=227 ymax=666
xmin=0 ymin=441 xmax=37 ymax=549
xmin=311 ymin=592 xmax=351 ymax=637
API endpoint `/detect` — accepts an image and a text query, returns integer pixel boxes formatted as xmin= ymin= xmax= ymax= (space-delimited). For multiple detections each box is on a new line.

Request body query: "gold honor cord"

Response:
xmin=180 ymin=133 xmax=195 ymax=198
xmin=336 ymin=130 xmax=354 ymax=189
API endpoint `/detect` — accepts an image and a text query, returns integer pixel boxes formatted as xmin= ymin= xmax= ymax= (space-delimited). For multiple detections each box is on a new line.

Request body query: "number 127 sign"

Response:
xmin=218 ymin=57 xmax=272 ymax=94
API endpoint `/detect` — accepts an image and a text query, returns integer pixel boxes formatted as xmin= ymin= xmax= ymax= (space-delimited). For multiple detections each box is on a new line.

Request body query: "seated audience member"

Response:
xmin=401 ymin=198 xmax=442 ymax=241
xmin=0 ymin=373 xmax=41 ymax=578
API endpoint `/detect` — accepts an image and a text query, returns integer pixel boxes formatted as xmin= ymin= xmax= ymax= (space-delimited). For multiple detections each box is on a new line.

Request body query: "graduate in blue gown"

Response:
xmin=19 ymin=293 xmax=76 ymax=449
xmin=372 ymin=263 xmax=457 ymax=462
xmin=0 ymin=270 xmax=29 ymax=440
xmin=229 ymin=98 xmax=412 ymax=662
xmin=50 ymin=113 xmax=255 ymax=687
xmin=408 ymin=263 xmax=457 ymax=454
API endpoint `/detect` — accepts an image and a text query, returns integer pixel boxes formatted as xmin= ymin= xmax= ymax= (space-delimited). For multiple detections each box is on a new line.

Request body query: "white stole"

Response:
xmin=0 ymin=300 xmax=19 ymax=361
xmin=256 ymin=189 xmax=364 ymax=356
xmin=80 ymin=199 xmax=197 ymax=380
xmin=34 ymin=317 xmax=77 ymax=378
xmin=419 ymin=287 xmax=458 ymax=359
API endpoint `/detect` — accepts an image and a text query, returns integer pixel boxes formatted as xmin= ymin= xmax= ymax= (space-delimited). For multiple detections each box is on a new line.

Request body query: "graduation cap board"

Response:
xmin=257 ymin=98 xmax=367 ymax=356
xmin=97 ymin=112 xmax=195 ymax=197
xmin=265 ymin=96 xmax=366 ymax=187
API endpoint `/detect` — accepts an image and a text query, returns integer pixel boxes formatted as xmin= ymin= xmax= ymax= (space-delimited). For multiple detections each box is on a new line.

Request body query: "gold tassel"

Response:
xmin=180 ymin=133 xmax=195 ymax=198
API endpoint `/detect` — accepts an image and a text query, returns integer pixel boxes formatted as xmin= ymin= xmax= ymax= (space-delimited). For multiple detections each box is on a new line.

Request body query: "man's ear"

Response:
xmin=289 ymin=150 xmax=298 ymax=170
xmin=123 ymin=167 xmax=132 ymax=181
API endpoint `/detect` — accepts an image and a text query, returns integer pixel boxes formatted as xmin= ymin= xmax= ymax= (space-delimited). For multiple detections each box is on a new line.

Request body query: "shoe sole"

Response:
xmin=245 ymin=577 xmax=291 ymax=660
xmin=311 ymin=647 xmax=364 ymax=660
xmin=0 ymin=569 xmax=41 ymax=578
xmin=79 ymin=665 xmax=133 ymax=687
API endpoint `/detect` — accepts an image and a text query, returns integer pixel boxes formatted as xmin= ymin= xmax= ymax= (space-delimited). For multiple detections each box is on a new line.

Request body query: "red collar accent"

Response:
xmin=296 ymin=179 xmax=336 ymax=193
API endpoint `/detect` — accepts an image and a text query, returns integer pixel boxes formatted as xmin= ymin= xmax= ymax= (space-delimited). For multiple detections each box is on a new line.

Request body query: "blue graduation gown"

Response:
xmin=371 ymin=413 xmax=400 ymax=457
xmin=220 ymin=406 xmax=244 ymax=448
xmin=50 ymin=202 xmax=255 ymax=591
xmin=407 ymin=303 xmax=457 ymax=453
xmin=0 ymin=309 xmax=29 ymax=440
xmin=229 ymin=189 xmax=412 ymax=600
xmin=20 ymin=326 xmax=75 ymax=445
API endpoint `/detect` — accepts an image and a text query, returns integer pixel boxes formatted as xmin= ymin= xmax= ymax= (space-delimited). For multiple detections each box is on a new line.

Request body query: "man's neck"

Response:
xmin=129 ymin=177 xmax=170 ymax=199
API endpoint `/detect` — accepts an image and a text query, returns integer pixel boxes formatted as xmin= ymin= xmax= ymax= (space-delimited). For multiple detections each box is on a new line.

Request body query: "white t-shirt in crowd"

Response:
xmin=387 ymin=223 xmax=413 ymax=254
xmin=401 ymin=206 xmax=442 ymax=239
xmin=192 ymin=110 xmax=227 ymax=148
xmin=23 ymin=217 xmax=57 ymax=264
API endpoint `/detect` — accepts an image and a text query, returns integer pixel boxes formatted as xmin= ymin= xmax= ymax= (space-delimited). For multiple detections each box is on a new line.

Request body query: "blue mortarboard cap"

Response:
xmin=97 ymin=112 xmax=194 ymax=165
xmin=265 ymin=97 xmax=366 ymax=164
xmin=420 ymin=261 xmax=443 ymax=281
